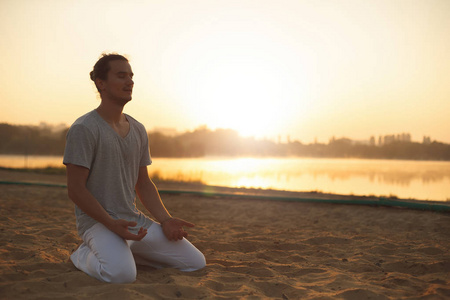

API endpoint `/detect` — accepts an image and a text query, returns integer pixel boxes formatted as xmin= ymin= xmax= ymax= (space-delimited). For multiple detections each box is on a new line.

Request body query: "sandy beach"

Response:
xmin=1 ymin=169 xmax=449 ymax=299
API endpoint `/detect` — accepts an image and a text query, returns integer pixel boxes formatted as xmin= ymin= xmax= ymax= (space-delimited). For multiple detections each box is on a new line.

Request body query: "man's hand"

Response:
xmin=161 ymin=218 xmax=194 ymax=241
xmin=107 ymin=219 xmax=147 ymax=241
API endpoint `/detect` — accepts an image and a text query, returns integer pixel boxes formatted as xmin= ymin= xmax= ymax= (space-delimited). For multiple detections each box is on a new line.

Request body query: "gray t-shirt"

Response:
xmin=63 ymin=110 xmax=153 ymax=236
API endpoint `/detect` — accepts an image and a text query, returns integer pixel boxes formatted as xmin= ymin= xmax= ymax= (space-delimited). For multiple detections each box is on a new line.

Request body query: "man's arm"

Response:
xmin=66 ymin=163 xmax=147 ymax=240
xmin=135 ymin=166 xmax=194 ymax=241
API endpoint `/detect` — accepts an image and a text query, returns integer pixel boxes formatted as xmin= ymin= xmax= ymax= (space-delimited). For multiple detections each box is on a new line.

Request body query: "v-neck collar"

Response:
xmin=93 ymin=110 xmax=131 ymax=140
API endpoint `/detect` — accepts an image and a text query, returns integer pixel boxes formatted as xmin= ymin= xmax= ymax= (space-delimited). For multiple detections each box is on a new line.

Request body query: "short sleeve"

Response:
xmin=63 ymin=124 xmax=96 ymax=169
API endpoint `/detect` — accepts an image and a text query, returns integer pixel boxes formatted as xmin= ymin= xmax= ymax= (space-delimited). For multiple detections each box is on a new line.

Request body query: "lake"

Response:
xmin=1 ymin=155 xmax=449 ymax=201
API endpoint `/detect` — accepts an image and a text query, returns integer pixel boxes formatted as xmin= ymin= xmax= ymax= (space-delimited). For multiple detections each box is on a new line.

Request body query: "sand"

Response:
xmin=1 ymin=169 xmax=449 ymax=299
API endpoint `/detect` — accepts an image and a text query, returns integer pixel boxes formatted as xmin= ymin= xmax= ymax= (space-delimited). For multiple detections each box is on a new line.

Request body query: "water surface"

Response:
xmin=1 ymin=155 xmax=449 ymax=201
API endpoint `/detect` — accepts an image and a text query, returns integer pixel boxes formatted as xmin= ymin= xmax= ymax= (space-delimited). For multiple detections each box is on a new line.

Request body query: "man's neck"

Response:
xmin=96 ymin=102 xmax=125 ymax=125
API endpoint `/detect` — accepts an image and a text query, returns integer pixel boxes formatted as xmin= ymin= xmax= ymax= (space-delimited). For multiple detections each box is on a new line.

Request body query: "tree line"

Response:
xmin=0 ymin=123 xmax=68 ymax=155
xmin=1 ymin=123 xmax=449 ymax=160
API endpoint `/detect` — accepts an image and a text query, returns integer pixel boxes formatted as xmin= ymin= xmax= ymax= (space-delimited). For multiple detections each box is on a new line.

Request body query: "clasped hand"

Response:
xmin=107 ymin=219 xmax=147 ymax=241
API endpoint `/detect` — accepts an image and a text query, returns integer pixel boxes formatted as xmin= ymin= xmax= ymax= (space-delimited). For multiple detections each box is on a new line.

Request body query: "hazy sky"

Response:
xmin=1 ymin=0 xmax=449 ymax=143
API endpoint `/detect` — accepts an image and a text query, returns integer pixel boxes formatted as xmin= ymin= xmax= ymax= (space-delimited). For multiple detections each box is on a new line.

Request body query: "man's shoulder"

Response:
xmin=68 ymin=110 xmax=100 ymax=138
xmin=125 ymin=114 xmax=147 ymax=132
xmin=72 ymin=110 xmax=98 ymax=126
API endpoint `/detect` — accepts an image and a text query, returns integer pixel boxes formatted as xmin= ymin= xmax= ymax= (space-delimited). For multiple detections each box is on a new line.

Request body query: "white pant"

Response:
xmin=70 ymin=222 xmax=206 ymax=283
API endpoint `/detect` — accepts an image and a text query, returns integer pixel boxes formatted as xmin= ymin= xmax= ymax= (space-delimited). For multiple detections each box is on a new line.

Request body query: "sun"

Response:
xmin=197 ymin=59 xmax=291 ymax=137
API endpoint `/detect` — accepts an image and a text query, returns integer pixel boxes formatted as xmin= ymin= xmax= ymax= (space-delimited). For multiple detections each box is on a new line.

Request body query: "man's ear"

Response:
xmin=95 ymin=78 xmax=105 ymax=92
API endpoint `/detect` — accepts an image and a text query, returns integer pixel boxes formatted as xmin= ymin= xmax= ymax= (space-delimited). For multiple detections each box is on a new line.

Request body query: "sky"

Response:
xmin=1 ymin=0 xmax=449 ymax=144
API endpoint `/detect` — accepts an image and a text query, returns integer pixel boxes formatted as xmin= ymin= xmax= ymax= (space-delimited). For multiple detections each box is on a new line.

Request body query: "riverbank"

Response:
xmin=1 ymin=168 xmax=449 ymax=299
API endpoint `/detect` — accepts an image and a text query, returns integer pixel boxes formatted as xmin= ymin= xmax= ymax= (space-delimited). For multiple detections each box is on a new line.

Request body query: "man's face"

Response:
xmin=98 ymin=60 xmax=134 ymax=105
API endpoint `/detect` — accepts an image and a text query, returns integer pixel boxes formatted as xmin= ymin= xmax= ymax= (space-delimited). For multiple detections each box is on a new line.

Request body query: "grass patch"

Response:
xmin=149 ymin=170 xmax=204 ymax=185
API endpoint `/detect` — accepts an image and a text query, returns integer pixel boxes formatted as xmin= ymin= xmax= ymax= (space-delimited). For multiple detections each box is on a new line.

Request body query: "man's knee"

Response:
xmin=182 ymin=248 xmax=206 ymax=272
xmin=192 ymin=252 xmax=206 ymax=271
xmin=102 ymin=263 xmax=137 ymax=283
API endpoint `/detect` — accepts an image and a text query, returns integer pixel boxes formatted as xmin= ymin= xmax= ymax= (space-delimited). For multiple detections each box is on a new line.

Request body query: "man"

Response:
xmin=63 ymin=53 xmax=205 ymax=283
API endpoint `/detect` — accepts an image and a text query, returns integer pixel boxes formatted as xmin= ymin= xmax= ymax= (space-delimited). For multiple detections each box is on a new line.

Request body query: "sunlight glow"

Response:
xmin=1 ymin=0 xmax=449 ymax=143
xmin=196 ymin=60 xmax=293 ymax=137
xmin=156 ymin=17 xmax=310 ymax=138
